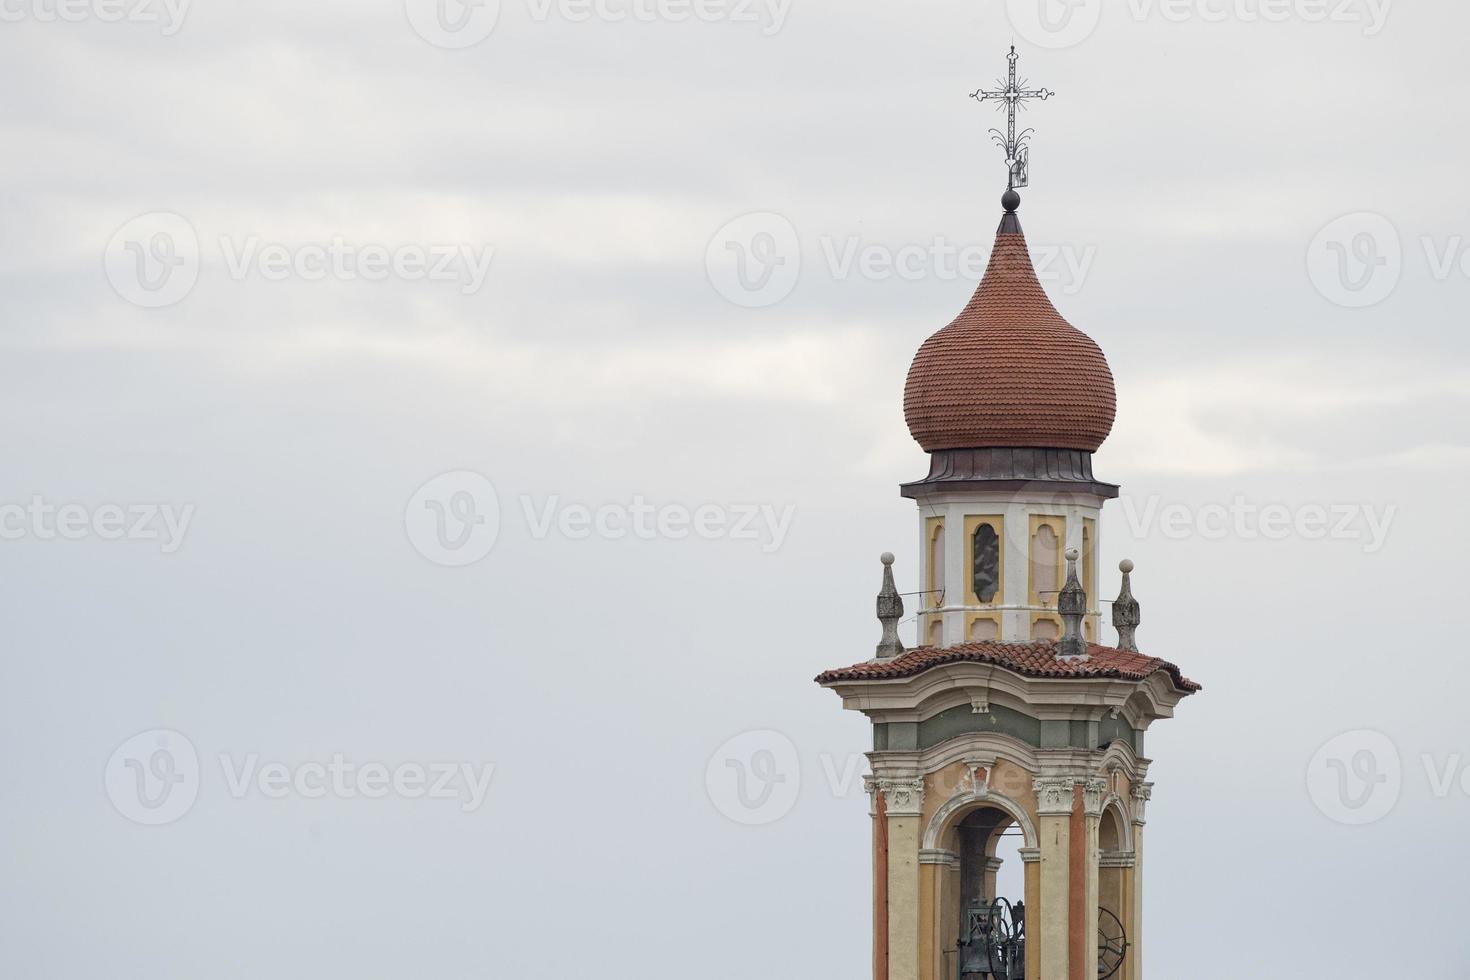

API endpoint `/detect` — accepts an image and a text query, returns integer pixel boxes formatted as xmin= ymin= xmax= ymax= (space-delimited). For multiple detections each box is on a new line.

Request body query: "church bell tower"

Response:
xmin=815 ymin=49 xmax=1200 ymax=980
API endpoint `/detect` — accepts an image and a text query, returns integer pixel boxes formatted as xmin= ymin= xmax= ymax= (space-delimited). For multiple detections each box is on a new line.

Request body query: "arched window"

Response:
xmin=972 ymin=523 xmax=999 ymax=603
xmin=930 ymin=523 xmax=946 ymax=608
xmin=1032 ymin=523 xmax=1060 ymax=597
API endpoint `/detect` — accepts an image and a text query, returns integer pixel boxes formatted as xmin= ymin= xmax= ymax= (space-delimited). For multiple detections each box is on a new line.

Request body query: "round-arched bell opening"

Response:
xmin=947 ymin=805 xmax=1028 ymax=980
xmin=1097 ymin=907 xmax=1129 ymax=980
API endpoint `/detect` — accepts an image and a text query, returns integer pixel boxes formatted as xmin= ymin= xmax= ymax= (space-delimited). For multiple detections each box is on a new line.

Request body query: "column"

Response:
xmin=880 ymin=777 xmax=925 ymax=980
xmin=1033 ymin=776 xmax=1075 ymax=980
xmin=982 ymin=855 xmax=1005 ymax=903
xmin=868 ymin=778 xmax=889 ymax=980
xmin=1020 ymin=848 xmax=1041 ymax=980
xmin=1129 ymin=783 xmax=1152 ymax=980
xmin=1100 ymin=852 xmax=1132 ymax=980
xmin=918 ymin=849 xmax=959 ymax=980
xmin=1082 ymin=779 xmax=1107 ymax=980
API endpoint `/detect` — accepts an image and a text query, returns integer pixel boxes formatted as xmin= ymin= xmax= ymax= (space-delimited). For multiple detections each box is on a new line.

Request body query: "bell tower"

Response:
xmin=815 ymin=51 xmax=1200 ymax=980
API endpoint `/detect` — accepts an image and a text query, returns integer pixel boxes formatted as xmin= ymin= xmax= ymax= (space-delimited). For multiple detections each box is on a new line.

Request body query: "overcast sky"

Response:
xmin=2 ymin=1 xmax=1468 ymax=977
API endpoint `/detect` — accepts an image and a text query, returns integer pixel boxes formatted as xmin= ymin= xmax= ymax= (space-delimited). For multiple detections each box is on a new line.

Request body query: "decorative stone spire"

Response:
xmin=875 ymin=552 xmax=905 ymax=661
xmin=1055 ymin=547 xmax=1088 ymax=662
xmin=1113 ymin=559 xmax=1141 ymax=653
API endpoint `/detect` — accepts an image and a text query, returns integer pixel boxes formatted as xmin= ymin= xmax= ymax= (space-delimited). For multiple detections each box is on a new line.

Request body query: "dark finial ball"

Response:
xmin=1001 ymin=189 xmax=1021 ymax=213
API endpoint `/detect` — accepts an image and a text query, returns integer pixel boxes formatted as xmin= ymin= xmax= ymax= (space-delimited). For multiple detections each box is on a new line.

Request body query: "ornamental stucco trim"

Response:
xmin=923 ymin=786 xmax=1039 ymax=851
xmin=878 ymin=777 xmax=925 ymax=816
xmin=1083 ymin=777 xmax=1109 ymax=817
xmin=919 ymin=849 xmax=961 ymax=868
xmin=1033 ymin=775 xmax=1076 ymax=817
xmin=1131 ymin=781 xmax=1154 ymax=826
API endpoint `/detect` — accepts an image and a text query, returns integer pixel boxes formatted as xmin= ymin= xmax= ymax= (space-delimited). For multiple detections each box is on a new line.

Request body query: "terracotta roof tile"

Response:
xmin=904 ymin=222 xmax=1117 ymax=453
xmin=815 ymin=641 xmax=1200 ymax=694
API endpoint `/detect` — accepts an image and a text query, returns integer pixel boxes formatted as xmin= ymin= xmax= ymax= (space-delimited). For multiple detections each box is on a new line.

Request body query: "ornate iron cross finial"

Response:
xmin=971 ymin=45 xmax=1054 ymax=191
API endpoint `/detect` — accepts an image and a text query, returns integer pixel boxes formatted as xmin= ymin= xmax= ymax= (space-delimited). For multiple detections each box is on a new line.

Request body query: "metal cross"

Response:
xmin=971 ymin=46 xmax=1054 ymax=190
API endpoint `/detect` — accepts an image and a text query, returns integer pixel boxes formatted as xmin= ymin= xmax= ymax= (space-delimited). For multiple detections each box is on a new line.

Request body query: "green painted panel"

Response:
xmin=917 ymin=702 xmax=1042 ymax=749
xmin=1099 ymin=715 xmax=1136 ymax=750
xmin=878 ymin=706 xmax=1141 ymax=754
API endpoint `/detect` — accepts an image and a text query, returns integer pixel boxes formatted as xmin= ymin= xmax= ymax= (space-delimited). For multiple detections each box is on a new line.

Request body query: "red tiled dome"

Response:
xmin=904 ymin=212 xmax=1116 ymax=453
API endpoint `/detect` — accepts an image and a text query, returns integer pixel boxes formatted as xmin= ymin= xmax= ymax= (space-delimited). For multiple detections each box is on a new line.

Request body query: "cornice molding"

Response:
xmin=919 ymin=848 xmax=961 ymax=868
xmin=824 ymin=661 xmax=1185 ymax=729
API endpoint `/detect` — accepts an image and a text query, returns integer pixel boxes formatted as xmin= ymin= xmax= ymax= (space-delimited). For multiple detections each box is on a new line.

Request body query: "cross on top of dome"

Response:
xmin=972 ymin=45 xmax=1054 ymax=191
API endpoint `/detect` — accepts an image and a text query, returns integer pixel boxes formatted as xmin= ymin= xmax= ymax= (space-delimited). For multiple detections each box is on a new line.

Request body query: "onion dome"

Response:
xmin=903 ymin=192 xmax=1116 ymax=453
